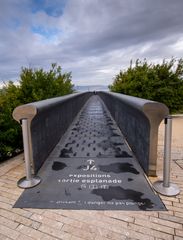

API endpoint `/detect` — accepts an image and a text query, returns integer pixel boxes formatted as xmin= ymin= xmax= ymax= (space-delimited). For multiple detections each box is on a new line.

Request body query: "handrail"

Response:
xmin=98 ymin=91 xmax=169 ymax=176
xmin=13 ymin=92 xmax=92 ymax=188
xmin=13 ymin=93 xmax=85 ymax=123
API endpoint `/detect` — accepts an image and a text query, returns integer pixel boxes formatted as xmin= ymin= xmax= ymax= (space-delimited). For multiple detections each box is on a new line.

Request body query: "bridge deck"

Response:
xmin=54 ymin=95 xmax=131 ymax=159
xmin=14 ymin=95 xmax=165 ymax=210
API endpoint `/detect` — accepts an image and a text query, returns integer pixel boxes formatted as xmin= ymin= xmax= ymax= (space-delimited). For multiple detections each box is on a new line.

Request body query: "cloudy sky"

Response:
xmin=0 ymin=0 xmax=183 ymax=86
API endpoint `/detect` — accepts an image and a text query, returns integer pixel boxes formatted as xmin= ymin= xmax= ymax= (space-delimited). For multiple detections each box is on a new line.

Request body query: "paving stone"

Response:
xmin=31 ymin=214 xmax=63 ymax=230
xmin=18 ymin=234 xmax=35 ymax=240
xmin=175 ymin=229 xmax=183 ymax=237
xmin=95 ymin=228 xmax=128 ymax=240
xmin=0 ymin=215 xmax=19 ymax=229
xmin=70 ymin=236 xmax=85 ymax=240
xmin=104 ymin=211 xmax=135 ymax=223
xmin=62 ymin=224 xmax=96 ymax=240
xmin=159 ymin=212 xmax=183 ymax=224
xmin=0 ymin=195 xmax=15 ymax=205
xmin=174 ymin=236 xmax=183 ymax=240
xmin=129 ymin=223 xmax=173 ymax=240
xmin=39 ymin=224 xmax=72 ymax=240
xmin=135 ymin=218 xmax=175 ymax=234
xmin=43 ymin=211 xmax=83 ymax=228
xmin=0 ymin=225 xmax=20 ymax=239
xmin=150 ymin=216 xmax=182 ymax=229
xmin=0 ymin=233 xmax=12 ymax=240
xmin=0 ymin=201 xmax=12 ymax=210
xmin=0 ymin=209 xmax=34 ymax=227
xmin=41 ymin=235 xmax=60 ymax=240
xmin=17 ymin=224 xmax=44 ymax=240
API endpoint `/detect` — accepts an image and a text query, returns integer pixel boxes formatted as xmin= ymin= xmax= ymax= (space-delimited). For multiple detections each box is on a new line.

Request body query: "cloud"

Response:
xmin=0 ymin=0 xmax=183 ymax=86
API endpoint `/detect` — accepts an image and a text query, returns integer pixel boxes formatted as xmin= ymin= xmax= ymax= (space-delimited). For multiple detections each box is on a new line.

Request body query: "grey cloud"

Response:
xmin=60 ymin=0 xmax=183 ymax=56
xmin=1 ymin=0 xmax=183 ymax=85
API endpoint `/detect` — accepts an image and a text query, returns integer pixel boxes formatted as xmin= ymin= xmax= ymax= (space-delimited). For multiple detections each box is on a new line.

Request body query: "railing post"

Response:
xmin=17 ymin=119 xmax=41 ymax=188
xmin=153 ymin=116 xmax=180 ymax=196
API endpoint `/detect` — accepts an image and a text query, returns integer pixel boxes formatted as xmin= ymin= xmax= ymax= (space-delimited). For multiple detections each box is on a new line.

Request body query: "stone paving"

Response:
xmin=0 ymin=117 xmax=182 ymax=240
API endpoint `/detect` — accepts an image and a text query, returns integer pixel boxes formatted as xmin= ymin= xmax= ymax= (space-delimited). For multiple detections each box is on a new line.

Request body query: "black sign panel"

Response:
xmin=14 ymin=157 xmax=166 ymax=210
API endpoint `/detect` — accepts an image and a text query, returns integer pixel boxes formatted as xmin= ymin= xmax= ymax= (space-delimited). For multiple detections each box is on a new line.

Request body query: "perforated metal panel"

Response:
xmin=56 ymin=95 xmax=132 ymax=159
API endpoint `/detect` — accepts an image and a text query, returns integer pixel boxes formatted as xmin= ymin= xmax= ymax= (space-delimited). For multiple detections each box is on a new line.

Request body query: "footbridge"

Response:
xmin=12 ymin=91 xmax=178 ymax=210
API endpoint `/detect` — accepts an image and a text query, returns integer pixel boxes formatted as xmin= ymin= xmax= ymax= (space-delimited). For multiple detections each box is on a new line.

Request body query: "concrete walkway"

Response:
xmin=0 ymin=118 xmax=182 ymax=240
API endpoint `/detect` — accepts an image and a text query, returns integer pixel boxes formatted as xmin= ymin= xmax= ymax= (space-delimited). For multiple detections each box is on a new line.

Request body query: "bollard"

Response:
xmin=153 ymin=116 xmax=180 ymax=196
xmin=17 ymin=119 xmax=41 ymax=188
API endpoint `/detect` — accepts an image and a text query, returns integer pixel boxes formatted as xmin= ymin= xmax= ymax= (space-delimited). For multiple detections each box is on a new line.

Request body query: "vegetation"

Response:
xmin=0 ymin=63 xmax=74 ymax=161
xmin=109 ymin=58 xmax=183 ymax=113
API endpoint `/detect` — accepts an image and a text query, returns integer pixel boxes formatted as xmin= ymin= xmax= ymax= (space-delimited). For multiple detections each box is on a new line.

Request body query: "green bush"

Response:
xmin=109 ymin=58 xmax=183 ymax=113
xmin=0 ymin=82 xmax=22 ymax=160
xmin=0 ymin=63 xmax=74 ymax=161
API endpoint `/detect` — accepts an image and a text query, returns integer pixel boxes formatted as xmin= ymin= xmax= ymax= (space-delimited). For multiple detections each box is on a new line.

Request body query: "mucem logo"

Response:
xmin=83 ymin=159 xmax=97 ymax=171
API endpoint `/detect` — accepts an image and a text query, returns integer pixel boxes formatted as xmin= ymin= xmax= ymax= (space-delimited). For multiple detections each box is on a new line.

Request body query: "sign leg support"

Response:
xmin=153 ymin=116 xmax=180 ymax=196
xmin=17 ymin=119 xmax=41 ymax=188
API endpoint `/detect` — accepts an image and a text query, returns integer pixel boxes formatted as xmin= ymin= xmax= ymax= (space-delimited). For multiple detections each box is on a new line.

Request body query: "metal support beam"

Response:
xmin=17 ymin=119 xmax=41 ymax=188
xmin=153 ymin=116 xmax=180 ymax=196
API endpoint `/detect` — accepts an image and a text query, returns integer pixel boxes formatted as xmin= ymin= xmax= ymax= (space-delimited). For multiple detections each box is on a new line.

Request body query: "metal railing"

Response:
xmin=153 ymin=115 xmax=182 ymax=196
xmin=13 ymin=92 xmax=92 ymax=188
xmin=17 ymin=119 xmax=41 ymax=188
xmin=14 ymin=89 xmax=182 ymax=194
xmin=98 ymin=91 xmax=169 ymax=176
